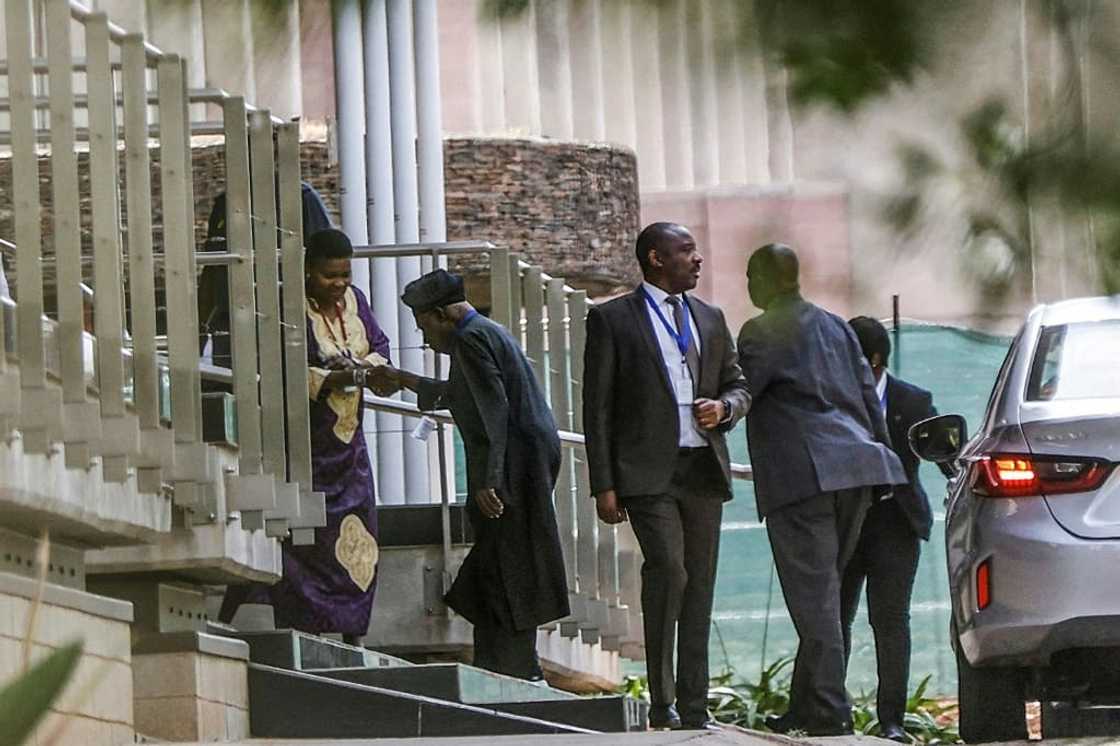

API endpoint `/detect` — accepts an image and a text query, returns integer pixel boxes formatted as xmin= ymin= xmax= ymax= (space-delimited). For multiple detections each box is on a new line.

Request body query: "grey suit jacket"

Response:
xmin=736 ymin=294 xmax=906 ymax=517
xmin=583 ymin=288 xmax=751 ymax=500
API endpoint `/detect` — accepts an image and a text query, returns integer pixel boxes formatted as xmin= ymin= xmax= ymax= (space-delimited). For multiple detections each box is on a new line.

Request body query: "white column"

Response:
xmin=251 ymin=0 xmax=303 ymax=118
xmin=630 ymin=0 xmax=665 ymax=190
xmin=764 ymin=58 xmax=795 ymax=183
xmin=658 ymin=0 xmax=693 ymax=190
xmin=201 ymin=0 xmax=256 ymax=102
xmin=388 ymin=0 xmax=429 ymax=502
xmin=686 ymin=0 xmax=718 ymax=188
xmin=569 ymin=0 xmax=605 ymax=141
xmin=499 ymin=2 xmax=541 ymax=134
xmin=476 ymin=2 xmax=506 ymax=132
xmin=332 ymin=0 xmax=371 ymax=293
xmin=146 ymin=0 xmax=206 ymax=119
xmin=739 ymin=0 xmax=772 ymax=183
xmin=415 ymin=0 xmax=447 ymax=246
xmin=436 ymin=0 xmax=482 ymax=133
xmin=363 ymin=0 xmax=405 ymax=504
xmin=713 ymin=0 xmax=748 ymax=184
xmin=535 ymin=0 xmax=573 ymax=139
xmin=415 ymin=0 xmax=452 ymax=504
xmin=600 ymin=0 xmax=636 ymax=149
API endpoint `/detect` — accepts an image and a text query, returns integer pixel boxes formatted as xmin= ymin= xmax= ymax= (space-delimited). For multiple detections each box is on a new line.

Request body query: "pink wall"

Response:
xmin=300 ymin=0 xmax=336 ymax=123
xmin=641 ymin=186 xmax=853 ymax=334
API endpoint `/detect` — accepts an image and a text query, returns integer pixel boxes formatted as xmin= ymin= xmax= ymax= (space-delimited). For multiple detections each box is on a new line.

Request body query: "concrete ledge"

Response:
xmin=133 ymin=631 xmax=250 ymax=661
xmin=0 ymin=570 xmax=133 ymax=623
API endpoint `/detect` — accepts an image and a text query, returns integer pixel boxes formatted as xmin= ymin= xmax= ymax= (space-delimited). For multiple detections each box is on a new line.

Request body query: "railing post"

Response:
xmin=87 ymin=12 xmax=141 ymax=483
xmin=546 ymin=277 xmax=584 ymax=634
xmin=6 ymin=0 xmax=63 ymax=454
xmin=569 ymin=290 xmax=611 ymax=644
xmin=488 ymin=246 xmax=513 ymax=331
xmin=158 ymin=53 xmax=210 ymax=514
xmin=277 ymin=122 xmax=325 ymax=544
xmin=122 ymin=32 xmax=174 ymax=495
xmin=522 ymin=265 xmax=546 ymax=386
xmin=222 ymin=96 xmax=276 ymax=529
xmin=46 ymin=0 xmax=102 ymax=470
xmin=249 ymin=109 xmax=295 ymax=538
xmin=507 ymin=254 xmax=524 ymax=347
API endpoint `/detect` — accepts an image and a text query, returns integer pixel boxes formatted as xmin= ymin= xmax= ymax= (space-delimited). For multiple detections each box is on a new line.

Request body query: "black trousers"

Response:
xmin=473 ymin=623 xmax=541 ymax=680
xmin=766 ymin=487 xmax=869 ymax=728
xmin=622 ymin=448 xmax=725 ymax=724
xmin=839 ymin=498 xmax=921 ymax=729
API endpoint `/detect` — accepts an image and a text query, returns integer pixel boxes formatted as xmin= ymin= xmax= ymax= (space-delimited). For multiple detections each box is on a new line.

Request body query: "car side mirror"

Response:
xmin=909 ymin=414 xmax=968 ymax=464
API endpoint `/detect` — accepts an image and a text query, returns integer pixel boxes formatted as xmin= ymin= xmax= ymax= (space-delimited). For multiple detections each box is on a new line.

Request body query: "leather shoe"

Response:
xmin=880 ymin=722 xmax=909 ymax=742
xmin=681 ymin=719 xmax=720 ymax=731
xmin=647 ymin=704 xmax=682 ymax=730
xmin=765 ymin=713 xmax=803 ymax=734
xmin=804 ymin=720 xmax=854 ymax=737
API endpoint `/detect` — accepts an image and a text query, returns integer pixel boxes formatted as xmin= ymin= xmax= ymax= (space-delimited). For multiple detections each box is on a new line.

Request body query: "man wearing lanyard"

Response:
xmin=841 ymin=316 xmax=952 ymax=742
xmin=584 ymin=222 xmax=750 ymax=730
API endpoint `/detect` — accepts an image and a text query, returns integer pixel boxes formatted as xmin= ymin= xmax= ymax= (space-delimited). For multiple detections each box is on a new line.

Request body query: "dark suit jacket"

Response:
xmin=415 ymin=313 xmax=569 ymax=630
xmin=583 ymin=288 xmax=751 ymax=500
xmin=884 ymin=374 xmax=947 ymax=541
xmin=736 ymin=294 xmax=906 ymax=517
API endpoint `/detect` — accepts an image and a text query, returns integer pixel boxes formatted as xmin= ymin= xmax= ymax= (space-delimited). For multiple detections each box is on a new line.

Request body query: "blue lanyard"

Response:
xmin=455 ymin=309 xmax=478 ymax=333
xmin=641 ymin=287 xmax=692 ymax=357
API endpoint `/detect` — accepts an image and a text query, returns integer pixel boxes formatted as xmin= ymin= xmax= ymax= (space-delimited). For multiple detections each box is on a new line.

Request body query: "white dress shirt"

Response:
xmin=874 ymin=370 xmax=892 ymax=501
xmin=641 ymin=281 xmax=707 ymax=447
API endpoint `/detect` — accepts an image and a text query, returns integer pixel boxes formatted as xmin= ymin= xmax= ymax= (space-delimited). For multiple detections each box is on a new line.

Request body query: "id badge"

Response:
xmin=675 ymin=362 xmax=694 ymax=405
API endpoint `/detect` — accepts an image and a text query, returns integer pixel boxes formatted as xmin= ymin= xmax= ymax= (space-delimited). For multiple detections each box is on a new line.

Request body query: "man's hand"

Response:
xmin=474 ymin=487 xmax=504 ymax=519
xmin=595 ymin=489 xmax=627 ymax=524
xmin=692 ymin=398 xmax=726 ymax=430
xmin=367 ymin=365 xmax=401 ymax=396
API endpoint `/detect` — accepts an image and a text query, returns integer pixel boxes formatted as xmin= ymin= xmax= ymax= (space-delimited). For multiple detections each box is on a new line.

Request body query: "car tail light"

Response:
xmin=976 ymin=559 xmax=992 ymax=611
xmin=973 ymin=454 xmax=1113 ymax=498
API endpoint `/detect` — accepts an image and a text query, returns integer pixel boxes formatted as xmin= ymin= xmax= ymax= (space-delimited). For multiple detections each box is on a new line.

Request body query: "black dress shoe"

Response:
xmin=681 ymin=719 xmax=720 ymax=731
xmin=647 ymin=704 xmax=682 ymax=730
xmin=765 ymin=713 xmax=803 ymax=734
xmin=880 ymin=722 xmax=909 ymax=742
xmin=803 ymin=720 xmax=854 ymax=737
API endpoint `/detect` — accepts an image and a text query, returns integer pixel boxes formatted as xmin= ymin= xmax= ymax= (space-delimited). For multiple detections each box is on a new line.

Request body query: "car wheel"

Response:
xmin=956 ymin=630 xmax=1028 ymax=743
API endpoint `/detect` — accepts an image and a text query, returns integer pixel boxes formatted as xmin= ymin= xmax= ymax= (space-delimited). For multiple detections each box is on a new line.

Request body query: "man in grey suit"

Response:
xmin=736 ymin=244 xmax=906 ymax=736
xmin=584 ymin=222 xmax=751 ymax=730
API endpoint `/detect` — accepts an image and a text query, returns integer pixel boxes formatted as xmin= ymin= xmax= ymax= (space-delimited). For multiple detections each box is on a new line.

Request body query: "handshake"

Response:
xmin=323 ymin=355 xmax=413 ymax=397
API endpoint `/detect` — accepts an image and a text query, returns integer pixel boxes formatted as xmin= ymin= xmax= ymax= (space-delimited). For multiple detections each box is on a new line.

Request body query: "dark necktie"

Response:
xmin=666 ymin=296 xmax=701 ymax=389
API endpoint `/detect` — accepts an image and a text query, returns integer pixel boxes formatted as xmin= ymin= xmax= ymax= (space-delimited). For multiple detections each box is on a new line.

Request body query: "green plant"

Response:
xmin=619 ymin=660 xmax=960 ymax=744
xmin=0 ymin=642 xmax=83 ymax=746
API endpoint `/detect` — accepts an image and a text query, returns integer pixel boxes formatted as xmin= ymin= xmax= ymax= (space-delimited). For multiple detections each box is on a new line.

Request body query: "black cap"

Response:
xmin=401 ymin=269 xmax=466 ymax=314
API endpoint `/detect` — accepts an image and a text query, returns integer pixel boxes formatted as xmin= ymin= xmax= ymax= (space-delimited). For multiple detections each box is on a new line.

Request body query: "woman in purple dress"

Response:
xmin=221 ymin=229 xmax=389 ymax=644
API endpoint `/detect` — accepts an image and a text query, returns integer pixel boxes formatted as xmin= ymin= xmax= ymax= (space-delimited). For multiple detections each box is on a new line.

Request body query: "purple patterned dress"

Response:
xmin=265 ymin=285 xmax=390 ymax=635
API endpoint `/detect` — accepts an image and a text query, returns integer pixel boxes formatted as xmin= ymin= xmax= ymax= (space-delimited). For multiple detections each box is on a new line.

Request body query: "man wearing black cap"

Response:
xmin=375 ymin=269 xmax=569 ymax=680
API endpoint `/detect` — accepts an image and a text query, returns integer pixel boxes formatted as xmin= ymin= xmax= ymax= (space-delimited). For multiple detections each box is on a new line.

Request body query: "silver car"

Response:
xmin=911 ymin=295 xmax=1120 ymax=743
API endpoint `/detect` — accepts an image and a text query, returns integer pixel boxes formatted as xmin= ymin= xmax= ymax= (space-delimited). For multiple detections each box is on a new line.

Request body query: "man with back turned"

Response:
xmin=736 ymin=244 xmax=906 ymax=736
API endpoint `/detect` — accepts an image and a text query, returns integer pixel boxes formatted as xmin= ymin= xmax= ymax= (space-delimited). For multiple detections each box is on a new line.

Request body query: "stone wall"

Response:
xmin=0 ymin=572 xmax=135 ymax=745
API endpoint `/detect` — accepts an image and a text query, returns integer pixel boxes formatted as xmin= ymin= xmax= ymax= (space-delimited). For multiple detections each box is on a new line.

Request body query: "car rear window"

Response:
xmin=1026 ymin=320 xmax=1120 ymax=401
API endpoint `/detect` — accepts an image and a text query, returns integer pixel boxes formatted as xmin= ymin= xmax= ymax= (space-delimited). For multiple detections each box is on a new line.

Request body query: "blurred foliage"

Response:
xmin=0 ymin=642 xmax=82 ymax=746
xmin=485 ymin=0 xmax=1120 ymax=297
xmin=620 ymin=661 xmax=960 ymax=743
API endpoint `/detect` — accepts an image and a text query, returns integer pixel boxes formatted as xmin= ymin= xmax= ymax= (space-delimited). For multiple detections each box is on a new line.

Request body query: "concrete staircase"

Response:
xmin=210 ymin=627 xmax=647 ymax=738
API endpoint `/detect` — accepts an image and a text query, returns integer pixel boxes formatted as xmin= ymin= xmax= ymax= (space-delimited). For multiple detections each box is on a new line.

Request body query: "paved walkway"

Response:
xmin=166 ymin=727 xmax=891 ymax=745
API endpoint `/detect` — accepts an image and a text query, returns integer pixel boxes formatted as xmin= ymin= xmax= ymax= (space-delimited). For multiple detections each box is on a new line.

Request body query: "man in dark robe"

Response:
xmin=377 ymin=269 xmax=569 ymax=680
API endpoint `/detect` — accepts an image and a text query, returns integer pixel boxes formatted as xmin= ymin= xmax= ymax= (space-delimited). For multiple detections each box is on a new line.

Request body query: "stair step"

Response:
xmin=317 ymin=663 xmax=577 ymax=704
xmin=247 ymin=664 xmax=597 ymax=738
xmin=214 ymin=627 xmax=410 ymax=671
